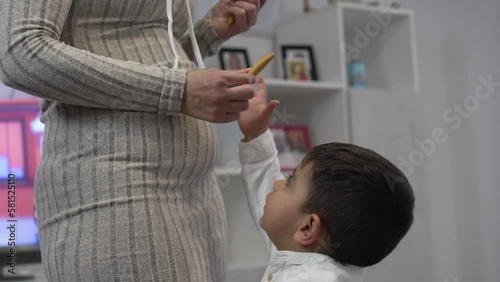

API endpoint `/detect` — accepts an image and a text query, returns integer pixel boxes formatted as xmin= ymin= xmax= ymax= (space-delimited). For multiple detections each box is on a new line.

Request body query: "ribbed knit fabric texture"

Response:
xmin=0 ymin=0 xmax=228 ymax=281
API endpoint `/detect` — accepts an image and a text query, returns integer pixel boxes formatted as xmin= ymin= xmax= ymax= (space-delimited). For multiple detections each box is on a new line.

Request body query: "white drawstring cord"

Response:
xmin=166 ymin=0 xmax=179 ymax=69
xmin=165 ymin=0 xmax=205 ymax=69
xmin=185 ymin=0 xmax=205 ymax=69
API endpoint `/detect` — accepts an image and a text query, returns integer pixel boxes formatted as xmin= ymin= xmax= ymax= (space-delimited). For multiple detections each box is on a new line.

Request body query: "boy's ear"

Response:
xmin=294 ymin=214 xmax=322 ymax=247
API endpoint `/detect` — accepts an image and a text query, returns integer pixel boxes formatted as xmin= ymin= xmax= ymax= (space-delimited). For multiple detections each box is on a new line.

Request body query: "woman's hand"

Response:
xmin=181 ymin=68 xmax=256 ymax=123
xmin=211 ymin=0 xmax=267 ymax=39
xmin=237 ymin=76 xmax=279 ymax=142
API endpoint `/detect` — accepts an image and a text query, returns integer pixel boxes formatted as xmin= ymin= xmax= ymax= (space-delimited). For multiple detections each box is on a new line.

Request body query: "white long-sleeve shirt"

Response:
xmin=239 ymin=130 xmax=364 ymax=282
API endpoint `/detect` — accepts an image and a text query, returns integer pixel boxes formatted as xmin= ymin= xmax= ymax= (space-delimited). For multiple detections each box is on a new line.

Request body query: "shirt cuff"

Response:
xmin=196 ymin=10 xmax=226 ymax=56
xmin=157 ymin=67 xmax=188 ymax=114
xmin=239 ymin=129 xmax=277 ymax=164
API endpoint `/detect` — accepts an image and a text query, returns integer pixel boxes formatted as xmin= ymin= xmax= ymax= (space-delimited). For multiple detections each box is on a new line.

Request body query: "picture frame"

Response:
xmin=281 ymin=45 xmax=318 ymax=81
xmin=269 ymin=125 xmax=313 ymax=172
xmin=219 ymin=48 xmax=251 ymax=70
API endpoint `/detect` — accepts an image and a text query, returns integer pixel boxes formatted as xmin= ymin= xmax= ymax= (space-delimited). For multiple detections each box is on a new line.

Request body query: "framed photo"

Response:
xmin=219 ymin=48 xmax=251 ymax=70
xmin=269 ymin=125 xmax=313 ymax=172
xmin=281 ymin=45 xmax=318 ymax=81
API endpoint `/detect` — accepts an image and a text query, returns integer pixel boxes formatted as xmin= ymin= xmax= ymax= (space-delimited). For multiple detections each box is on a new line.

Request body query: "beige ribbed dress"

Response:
xmin=0 ymin=0 xmax=228 ymax=281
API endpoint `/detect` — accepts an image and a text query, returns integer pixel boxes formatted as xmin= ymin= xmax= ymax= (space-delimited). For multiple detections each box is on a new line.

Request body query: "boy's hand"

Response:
xmin=237 ymin=76 xmax=279 ymax=142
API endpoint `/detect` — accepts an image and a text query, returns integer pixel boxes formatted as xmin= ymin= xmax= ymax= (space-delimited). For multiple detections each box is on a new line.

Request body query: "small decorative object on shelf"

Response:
xmin=348 ymin=55 xmax=367 ymax=89
xmin=390 ymin=1 xmax=401 ymax=9
xmin=281 ymin=45 xmax=318 ymax=81
xmin=219 ymin=48 xmax=251 ymax=70
xmin=269 ymin=125 xmax=313 ymax=172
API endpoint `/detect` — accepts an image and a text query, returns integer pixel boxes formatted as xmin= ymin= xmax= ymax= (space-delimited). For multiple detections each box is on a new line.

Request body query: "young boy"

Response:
xmin=236 ymin=77 xmax=415 ymax=282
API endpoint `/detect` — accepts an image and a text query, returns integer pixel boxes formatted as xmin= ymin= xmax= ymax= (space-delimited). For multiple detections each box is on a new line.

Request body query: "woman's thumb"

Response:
xmin=234 ymin=68 xmax=251 ymax=73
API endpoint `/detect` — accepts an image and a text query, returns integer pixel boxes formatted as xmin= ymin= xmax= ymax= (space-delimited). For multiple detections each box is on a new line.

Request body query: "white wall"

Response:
xmin=405 ymin=0 xmax=500 ymax=281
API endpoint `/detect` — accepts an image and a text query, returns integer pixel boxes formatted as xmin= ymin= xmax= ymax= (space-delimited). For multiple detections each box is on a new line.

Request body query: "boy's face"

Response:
xmin=260 ymin=163 xmax=312 ymax=249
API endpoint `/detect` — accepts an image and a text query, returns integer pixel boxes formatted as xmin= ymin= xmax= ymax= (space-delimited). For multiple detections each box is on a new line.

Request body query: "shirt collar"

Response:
xmin=268 ymin=250 xmax=365 ymax=279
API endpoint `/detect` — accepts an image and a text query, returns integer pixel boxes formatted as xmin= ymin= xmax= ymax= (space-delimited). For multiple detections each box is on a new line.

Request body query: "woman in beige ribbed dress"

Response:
xmin=0 ymin=0 xmax=266 ymax=281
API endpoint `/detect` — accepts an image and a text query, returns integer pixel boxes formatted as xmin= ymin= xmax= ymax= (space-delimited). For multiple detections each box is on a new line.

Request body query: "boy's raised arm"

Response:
xmin=239 ymin=130 xmax=284 ymax=251
xmin=237 ymin=76 xmax=281 ymax=252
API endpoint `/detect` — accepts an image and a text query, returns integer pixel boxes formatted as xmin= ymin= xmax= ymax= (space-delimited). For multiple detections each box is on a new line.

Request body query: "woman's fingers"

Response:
xmin=212 ymin=0 xmax=266 ymax=39
xmin=225 ymin=72 xmax=255 ymax=87
xmin=227 ymin=84 xmax=255 ymax=101
xmin=229 ymin=1 xmax=258 ymax=26
xmin=182 ymin=68 xmax=258 ymax=123
xmin=227 ymin=6 xmax=248 ymax=27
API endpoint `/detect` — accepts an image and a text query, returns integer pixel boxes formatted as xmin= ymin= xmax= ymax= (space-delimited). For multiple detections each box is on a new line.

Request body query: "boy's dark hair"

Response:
xmin=301 ymin=142 xmax=415 ymax=267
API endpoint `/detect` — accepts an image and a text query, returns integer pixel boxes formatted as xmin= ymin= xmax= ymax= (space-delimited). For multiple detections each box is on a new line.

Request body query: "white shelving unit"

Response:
xmin=213 ymin=3 xmax=419 ymax=279
xmin=265 ymin=78 xmax=343 ymax=97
